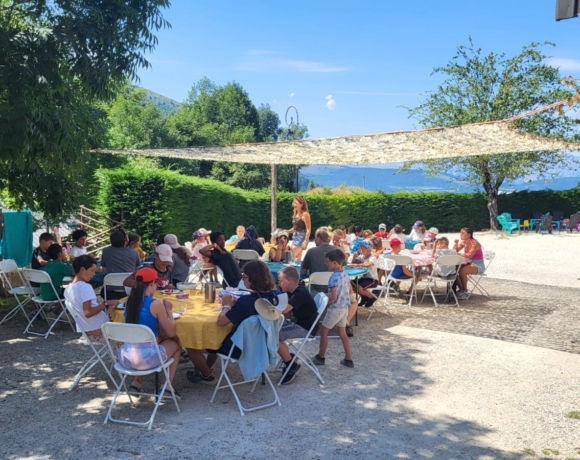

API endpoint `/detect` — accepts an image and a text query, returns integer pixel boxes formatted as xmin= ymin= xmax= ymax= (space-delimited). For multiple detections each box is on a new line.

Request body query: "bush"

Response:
xmin=96 ymin=166 xmax=580 ymax=242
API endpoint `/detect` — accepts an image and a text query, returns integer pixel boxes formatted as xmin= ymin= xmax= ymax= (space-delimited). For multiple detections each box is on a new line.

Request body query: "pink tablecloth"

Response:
xmin=400 ymin=249 xmax=436 ymax=267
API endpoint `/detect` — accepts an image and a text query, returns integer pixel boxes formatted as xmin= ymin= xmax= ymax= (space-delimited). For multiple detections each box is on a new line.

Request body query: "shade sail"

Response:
xmin=94 ymin=120 xmax=578 ymax=165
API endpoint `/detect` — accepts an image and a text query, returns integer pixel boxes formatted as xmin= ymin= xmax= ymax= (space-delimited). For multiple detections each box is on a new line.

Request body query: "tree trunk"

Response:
xmin=486 ymin=188 xmax=499 ymax=230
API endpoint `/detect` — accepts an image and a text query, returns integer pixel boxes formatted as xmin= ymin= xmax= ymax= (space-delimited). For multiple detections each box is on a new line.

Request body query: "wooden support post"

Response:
xmin=271 ymin=164 xmax=277 ymax=232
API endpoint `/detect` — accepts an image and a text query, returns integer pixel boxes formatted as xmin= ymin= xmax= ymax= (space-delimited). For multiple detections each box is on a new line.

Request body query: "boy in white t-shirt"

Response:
xmin=64 ymin=255 xmax=119 ymax=340
xmin=70 ymin=229 xmax=88 ymax=260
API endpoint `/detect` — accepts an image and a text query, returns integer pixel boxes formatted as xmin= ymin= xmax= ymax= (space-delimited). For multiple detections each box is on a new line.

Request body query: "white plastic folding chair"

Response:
xmin=367 ymin=257 xmax=395 ymax=320
xmin=103 ymin=272 xmax=133 ymax=302
xmin=232 ymin=249 xmax=260 ymax=262
xmin=22 ymin=269 xmax=74 ymax=338
xmin=278 ymin=292 xmax=328 ymax=386
xmin=420 ymin=255 xmax=462 ymax=307
xmin=0 ymin=259 xmax=37 ymax=325
xmin=466 ymin=250 xmax=495 ymax=299
xmin=216 ymin=266 xmax=230 ymax=287
xmin=210 ymin=315 xmax=284 ymax=416
xmin=307 ymin=271 xmax=332 ymax=295
xmin=101 ymin=322 xmax=180 ymax=430
xmin=64 ymin=300 xmax=117 ymax=391
xmin=384 ymin=255 xmax=418 ymax=307
xmin=188 ymin=260 xmax=213 ymax=287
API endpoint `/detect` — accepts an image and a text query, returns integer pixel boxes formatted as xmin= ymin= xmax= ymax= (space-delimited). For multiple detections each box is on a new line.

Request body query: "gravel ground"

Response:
xmin=1 ymin=230 xmax=579 ymax=459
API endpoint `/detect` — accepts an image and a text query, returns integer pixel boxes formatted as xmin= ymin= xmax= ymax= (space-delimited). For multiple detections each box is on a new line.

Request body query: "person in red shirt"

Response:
xmin=374 ymin=223 xmax=389 ymax=239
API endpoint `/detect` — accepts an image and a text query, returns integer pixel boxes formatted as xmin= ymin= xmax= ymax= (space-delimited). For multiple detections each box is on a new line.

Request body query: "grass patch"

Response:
xmin=566 ymin=411 xmax=580 ymax=420
xmin=541 ymin=448 xmax=560 ymax=456
xmin=522 ymin=448 xmax=536 ymax=456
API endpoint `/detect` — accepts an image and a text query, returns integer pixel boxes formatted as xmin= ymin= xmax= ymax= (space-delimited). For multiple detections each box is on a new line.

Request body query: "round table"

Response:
xmin=109 ymin=291 xmax=232 ymax=350
xmin=399 ymin=249 xmax=436 ymax=267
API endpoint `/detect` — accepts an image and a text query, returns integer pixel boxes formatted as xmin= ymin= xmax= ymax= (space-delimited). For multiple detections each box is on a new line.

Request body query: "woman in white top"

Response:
xmin=64 ymin=254 xmax=120 ymax=340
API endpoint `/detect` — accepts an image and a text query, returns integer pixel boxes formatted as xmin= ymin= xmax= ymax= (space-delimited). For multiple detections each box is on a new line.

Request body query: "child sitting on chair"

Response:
xmin=350 ymin=240 xmax=379 ymax=308
xmin=388 ymin=238 xmax=420 ymax=295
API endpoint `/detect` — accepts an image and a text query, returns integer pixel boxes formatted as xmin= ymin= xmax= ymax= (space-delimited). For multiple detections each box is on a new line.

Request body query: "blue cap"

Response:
xmin=359 ymin=240 xmax=373 ymax=251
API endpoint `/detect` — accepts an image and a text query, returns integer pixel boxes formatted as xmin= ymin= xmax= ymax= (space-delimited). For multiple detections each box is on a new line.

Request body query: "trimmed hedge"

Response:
xmin=96 ymin=167 xmax=580 ymax=242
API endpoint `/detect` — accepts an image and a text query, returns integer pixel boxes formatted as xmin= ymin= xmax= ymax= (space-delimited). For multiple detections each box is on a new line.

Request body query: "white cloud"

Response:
xmin=325 ymin=94 xmax=336 ymax=110
xmin=545 ymin=58 xmax=580 ymax=71
xmin=236 ymin=57 xmax=350 ymax=73
xmin=289 ymin=92 xmax=295 ymax=98
xmin=272 ymin=99 xmax=277 ymax=103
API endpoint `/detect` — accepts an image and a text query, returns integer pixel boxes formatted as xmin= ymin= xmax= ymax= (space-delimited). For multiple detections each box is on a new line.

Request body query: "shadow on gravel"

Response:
xmin=0 ymin=314 xmax=524 ymax=460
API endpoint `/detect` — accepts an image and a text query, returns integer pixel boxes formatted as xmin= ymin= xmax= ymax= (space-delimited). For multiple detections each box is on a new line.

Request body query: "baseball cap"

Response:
xmin=379 ymin=223 xmax=386 ymax=230
xmin=389 ymin=238 xmax=402 ymax=247
xmin=192 ymin=228 xmax=211 ymax=240
xmin=155 ymin=244 xmax=173 ymax=262
xmin=359 ymin=240 xmax=373 ymax=251
xmin=135 ymin=267 xmax=161 ymax=284
xmin=428 ymin=227 xmax=439 ymax=235
xmin=164 ymin=234 xmax=181 ymax=249
xmin=413 ymin=221 xmax=424 ymax=229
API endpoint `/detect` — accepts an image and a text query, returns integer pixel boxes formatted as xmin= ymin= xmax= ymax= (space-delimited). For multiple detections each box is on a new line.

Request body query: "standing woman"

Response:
xmin=453 ymin=227 xmax=485 ymax=300
xmin=120 ymin=267 xmax=182 ymax=395
xmin=287 ymin=195 xmax=311 ymax=261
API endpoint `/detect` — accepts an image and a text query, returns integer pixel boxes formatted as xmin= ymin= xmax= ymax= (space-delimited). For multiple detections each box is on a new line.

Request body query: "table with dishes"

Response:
xmin=109 ymin=290 xmax=233 ymax=350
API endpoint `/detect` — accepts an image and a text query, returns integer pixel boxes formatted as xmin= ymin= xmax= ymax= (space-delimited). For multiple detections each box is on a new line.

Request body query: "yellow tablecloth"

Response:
xmin=109 ymin=291 xmax=232 ymax=350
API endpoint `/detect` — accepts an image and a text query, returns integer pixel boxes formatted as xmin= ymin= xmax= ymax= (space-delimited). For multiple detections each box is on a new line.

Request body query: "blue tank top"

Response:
xmin=125 ymin=296 xmax=159 ymax=336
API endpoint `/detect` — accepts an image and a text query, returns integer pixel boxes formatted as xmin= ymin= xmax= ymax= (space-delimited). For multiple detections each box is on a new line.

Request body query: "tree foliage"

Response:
xmin=403 ymin=39 xmax=580 ymax=229
xmin=0 ymin=0 xmax=170 ymax=218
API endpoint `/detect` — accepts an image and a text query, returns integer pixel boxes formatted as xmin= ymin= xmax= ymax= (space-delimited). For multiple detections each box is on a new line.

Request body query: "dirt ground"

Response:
xmin=1 ymin=231 xmax=579 ymax=459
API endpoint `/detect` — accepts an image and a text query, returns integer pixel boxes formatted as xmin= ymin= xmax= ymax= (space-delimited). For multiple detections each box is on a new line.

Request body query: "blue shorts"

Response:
xmin=471 ymin=259 xmax=485 ymax=274
xmin=118 ymin=343 xmax=167 ymax=371
xmin=292 ymin=231 xmax=306 ymax=246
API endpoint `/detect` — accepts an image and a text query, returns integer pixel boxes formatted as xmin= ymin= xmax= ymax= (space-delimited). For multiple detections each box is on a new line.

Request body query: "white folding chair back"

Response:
xmin=0 ymin=259 xmax=37 ymax=325
xmin=216 ymin=266 xmax=229 ymax=287
xmin=367 ymin=257 xmax=396 ymax=320
xmin=188 ymin=260 xmax=213 ymax=286
xmin=103 ymin=272 xmax=133 ymax=302
xmin=101 ymin=322 xmax=180 ymax=430
xmin=384 ymin=255 xmax=418 ymax=307
xmin=232 ymin=249 xmax=260 ymax=261
xmin=210 ymin=315 xmax=284 ymax=416
xmin=307 ymin=271 xmax=333 ymax=295
xmin=22 ymin=268 xmax=74 ymax=338
xmin=467 ymin=250 xmax=495 ymax=299
xmin=278 ymin=292 xmax=328 ymax=386
xmin=64 ymin=300 xmax=117 ymax=390
xmin=420 ymin=255 xmax=462 ymax=307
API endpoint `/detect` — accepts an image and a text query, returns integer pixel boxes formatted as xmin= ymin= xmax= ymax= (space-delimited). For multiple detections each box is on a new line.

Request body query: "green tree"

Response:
xmin=0 ymin=0 xmax=169 ymax=218
xmin=403 ymin=39 xmax=579 ymax=229
xmin=257 ymin=103 xmax=281 ymax=141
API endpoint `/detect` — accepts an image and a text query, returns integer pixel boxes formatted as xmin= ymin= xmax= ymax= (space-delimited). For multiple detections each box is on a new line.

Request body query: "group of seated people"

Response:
xmin=38 ymin=220 xmax=486 ymax=398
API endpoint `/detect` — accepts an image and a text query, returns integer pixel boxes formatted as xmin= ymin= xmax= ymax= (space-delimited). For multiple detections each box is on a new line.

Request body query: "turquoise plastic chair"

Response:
xmin=497 ymin=215 xmax=519 ymax=234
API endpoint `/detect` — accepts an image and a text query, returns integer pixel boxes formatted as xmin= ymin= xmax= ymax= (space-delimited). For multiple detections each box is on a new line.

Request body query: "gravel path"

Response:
xmin=1 ymin=231 xmax=580 ymax=459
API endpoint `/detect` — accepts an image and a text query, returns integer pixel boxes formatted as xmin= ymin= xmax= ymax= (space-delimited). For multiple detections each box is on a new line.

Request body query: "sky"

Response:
xmin=136 ymin=0 xmax=580 ymax=140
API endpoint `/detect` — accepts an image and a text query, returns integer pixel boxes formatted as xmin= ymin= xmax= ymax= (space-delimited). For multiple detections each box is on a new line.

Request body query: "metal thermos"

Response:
xmin=284 ymin=250 xmax=293 ymax=263
xmin=204 ymin=282 xmax=218 ymax=303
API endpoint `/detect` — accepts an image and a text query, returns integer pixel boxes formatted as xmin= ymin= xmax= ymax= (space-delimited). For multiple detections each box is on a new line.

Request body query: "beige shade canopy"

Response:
xmin=94 ymin=120 xmax=579 ymax=165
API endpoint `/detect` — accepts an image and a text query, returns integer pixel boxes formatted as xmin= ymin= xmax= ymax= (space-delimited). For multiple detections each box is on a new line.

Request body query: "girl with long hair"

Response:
xmin=287 ymin=195 xmax=311 ymax=261
xmin=120 ymin=267 xmax=182 ymax=394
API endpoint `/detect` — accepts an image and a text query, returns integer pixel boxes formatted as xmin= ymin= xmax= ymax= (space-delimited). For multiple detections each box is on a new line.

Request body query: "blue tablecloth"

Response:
xmin=266 ymin=261 xmax=368 ymax=283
